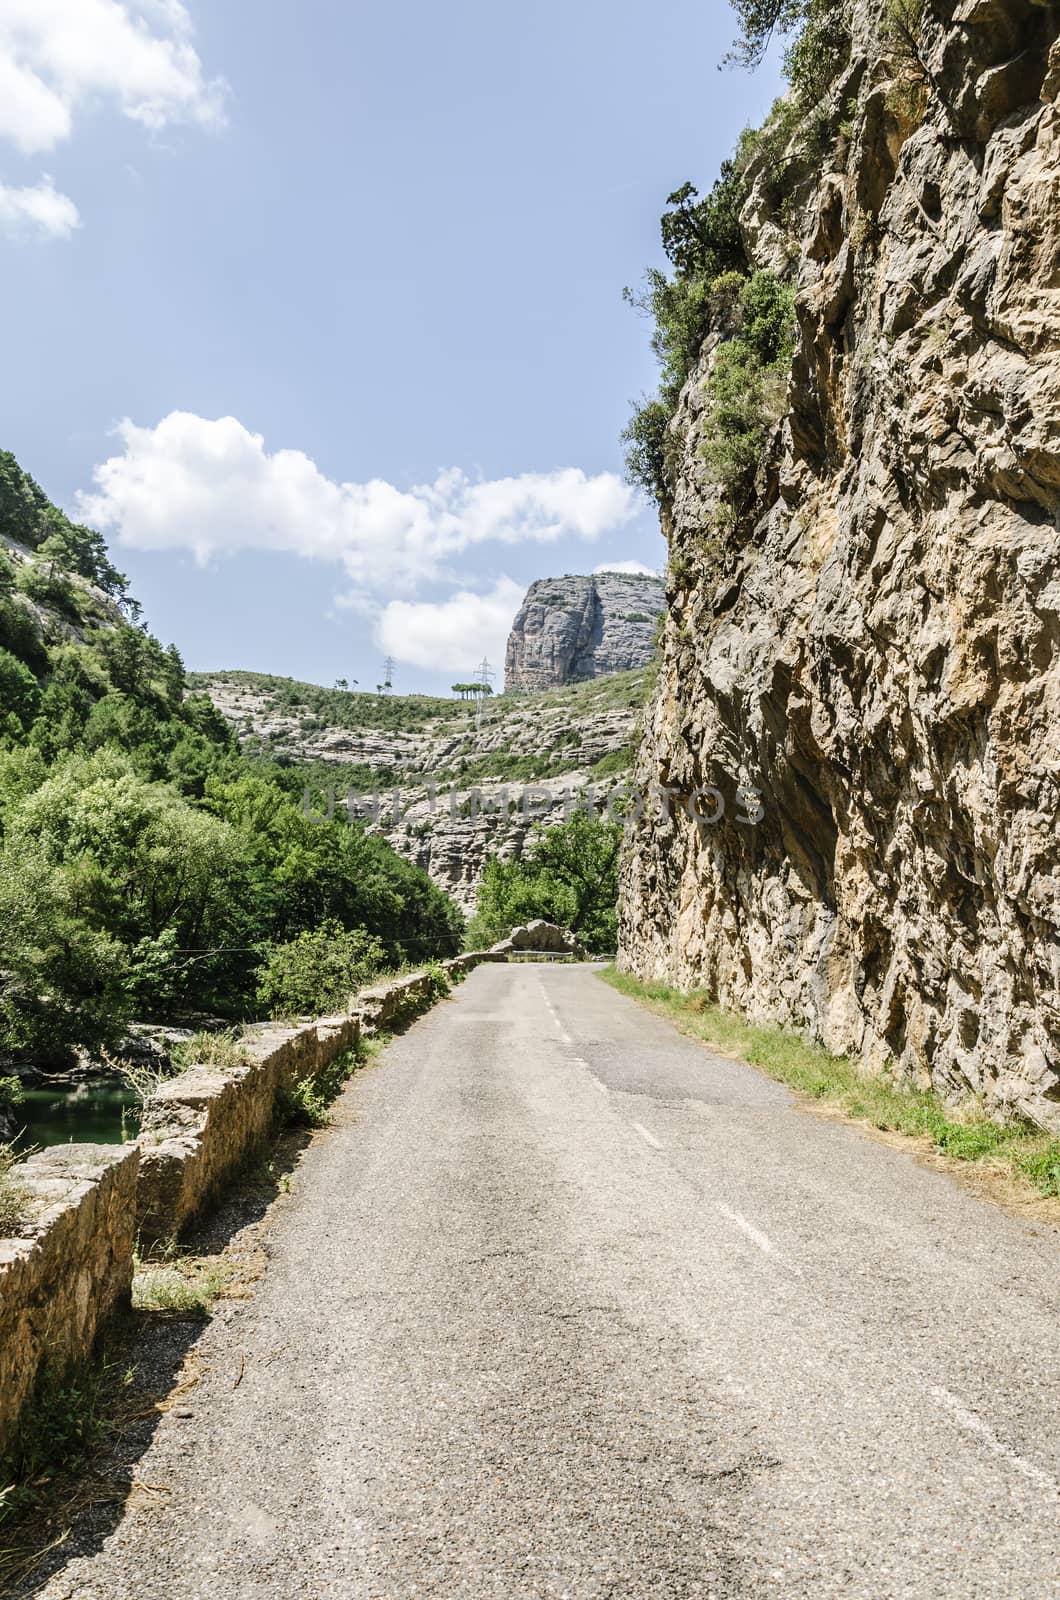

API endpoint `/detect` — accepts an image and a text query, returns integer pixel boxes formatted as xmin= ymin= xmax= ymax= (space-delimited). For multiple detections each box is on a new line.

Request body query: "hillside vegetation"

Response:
xmin=195 ymin=662 xmax=651 ymax=916
xmin=195 ymin=665 xmax=650 ymax=791
xmin=0 ymin=452 xmax=463 ymax=1070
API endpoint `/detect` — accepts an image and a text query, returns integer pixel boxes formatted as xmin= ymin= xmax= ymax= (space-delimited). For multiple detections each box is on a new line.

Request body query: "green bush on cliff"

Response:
xmin=620 ymin=399 xmax=673 ymax=507
xmin=727 ymin=0 xmax=851 ymax=102
xmin=622 ymin=0 xmax=847 ymax=506
xmin=622 ymin=165 xmax=752 ymax=502
xmin=15 ymin=561 xmax=81 ymax=621
xmin=699 ymin=270 xmax=796 ymax=521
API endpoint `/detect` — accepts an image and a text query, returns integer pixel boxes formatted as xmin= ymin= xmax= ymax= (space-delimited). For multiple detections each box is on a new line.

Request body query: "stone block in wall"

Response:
xmin=0 ymin=1143 xmax=139 ymax=1459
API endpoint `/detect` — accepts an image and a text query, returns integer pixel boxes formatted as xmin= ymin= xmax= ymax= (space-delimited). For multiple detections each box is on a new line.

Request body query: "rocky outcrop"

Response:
xmin=620 ymin=2 xmax=1060 ymax=1129
xmin=504 ymin=573 xmax=664 ymax=691
xmin=489 ymin=920 xmax=588 ymax=959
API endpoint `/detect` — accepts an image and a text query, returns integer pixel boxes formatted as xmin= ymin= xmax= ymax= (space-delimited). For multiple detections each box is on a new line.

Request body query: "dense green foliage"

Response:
xmin=0 ymin=454 xmax=463 ymax=1064
xmin=256 ymin=922 xmax=388 ymax=1018
xmin=621 ymin=164 xmax=750 ymax=502
xmin=0 ymin=452 xmax=128 ymax=600
xmin=726 ymin=0 xmax=849 ymax=88
xmin=700 ymin=271 xmax=795 ymax=522
xmin=622 ymin=0 xmax=848 ymax=510
xmin=467 ymin=812 xmax=622 ymax=954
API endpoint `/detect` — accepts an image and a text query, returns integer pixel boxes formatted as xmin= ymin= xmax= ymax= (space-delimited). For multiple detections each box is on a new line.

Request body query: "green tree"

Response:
xmin=725 ymin=0 xmax=812 ymax=67
xmin=469 ymin=813 xmax=622 ymax=954
xmin=6 ymin=749 xmax=249 ymax=1013
xmin=256 ymin=921 xmax=387 ymax=1018
xmin=0 ymin=646 xmax=40 ymax=732
xmin=0 ymin=447 xmax=467 ymax=1045
xmin=0 ymin=844 xmax=130 ymax=1062
xmin=699 ymin=270 xmax=795 ymax=520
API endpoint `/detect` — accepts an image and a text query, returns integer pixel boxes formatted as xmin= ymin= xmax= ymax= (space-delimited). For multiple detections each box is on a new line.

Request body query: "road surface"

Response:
xmin=30 ymin=964 xmax=1060 ymax=1598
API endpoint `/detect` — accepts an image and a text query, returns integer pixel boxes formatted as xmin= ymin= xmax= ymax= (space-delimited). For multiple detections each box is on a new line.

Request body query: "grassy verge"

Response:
xmin=599 ymin=968 xmax=1060 ymax=1208
xmin=131 ymin=1252 xmax=232 ymax=1316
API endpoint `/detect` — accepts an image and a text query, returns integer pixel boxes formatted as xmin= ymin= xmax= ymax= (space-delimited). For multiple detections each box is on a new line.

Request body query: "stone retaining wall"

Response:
xmin=135 ymin=1014 xmax=360 ymax=1248
xmin=0 ymin=1143 xmax=139 ymax=1454
xmin=0 ymin=950 xmax=499 ymax=1457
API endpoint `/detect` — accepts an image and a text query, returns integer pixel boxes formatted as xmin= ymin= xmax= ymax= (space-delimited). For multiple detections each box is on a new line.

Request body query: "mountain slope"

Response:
xmin=0 ymin=452 xmax=463 ymax=1068
xmin=194 ymin=667 xmax=650 ymax=912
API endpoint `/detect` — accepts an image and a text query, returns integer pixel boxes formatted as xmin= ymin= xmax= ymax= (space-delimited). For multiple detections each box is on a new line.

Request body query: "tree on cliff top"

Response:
xmin=726 ymin=0 xmax=812 ymax=65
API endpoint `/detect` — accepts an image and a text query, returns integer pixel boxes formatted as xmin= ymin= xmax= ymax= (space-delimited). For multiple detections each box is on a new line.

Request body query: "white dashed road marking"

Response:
xmin=928 ymin=1385 xmax=1060 ymax=1495
xmin=716 ymin=1204 xmax=774 ymax=1256
xmin=632 ymin=1121 xmax=662 ymax=1149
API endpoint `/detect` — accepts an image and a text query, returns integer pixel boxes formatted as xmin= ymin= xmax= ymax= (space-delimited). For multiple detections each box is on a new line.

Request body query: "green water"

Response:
xmin=14 ymin=1077 xmax=141 ymax=1149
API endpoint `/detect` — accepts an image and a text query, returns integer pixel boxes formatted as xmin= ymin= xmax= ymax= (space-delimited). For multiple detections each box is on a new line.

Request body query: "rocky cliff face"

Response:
xmin=620 ymin=1 xmax=1060 ymax=1130
xmin=505 ymin=572 xmax=664 ymax=691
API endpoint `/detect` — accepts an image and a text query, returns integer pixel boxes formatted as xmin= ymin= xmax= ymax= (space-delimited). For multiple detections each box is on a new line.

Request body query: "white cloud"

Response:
xmin=593 ymin=560 xmax=659 ymax=577
xmin=76 ymin=412 xmax=639 ymax=594
xmin=0 ymin=1 xmax=226 ymax=147
xmin=0 ymin=175 xmax=79 ymax=238
xmin=0 ymin=51 xmax=72 ymax=155
xmin=376 ymin=579 xmax=525 ymax=675
xmin=0 ymin=0 xmax=226 ymax=236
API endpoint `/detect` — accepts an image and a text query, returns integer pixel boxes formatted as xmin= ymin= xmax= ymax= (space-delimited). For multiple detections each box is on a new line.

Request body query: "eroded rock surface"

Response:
xmin=505 ymin=573 xmax=664 ymax=691
xmin=620 ymin=1 xmax=1060 ymax=1128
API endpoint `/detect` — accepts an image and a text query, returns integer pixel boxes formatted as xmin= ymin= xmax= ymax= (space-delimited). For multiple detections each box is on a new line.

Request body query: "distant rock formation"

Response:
xmin=504 ymin=572 xmax=663 ymax=692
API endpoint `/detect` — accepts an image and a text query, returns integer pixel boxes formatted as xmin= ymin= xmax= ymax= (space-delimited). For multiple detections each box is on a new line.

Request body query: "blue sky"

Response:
xmin=0 ymin=0 xmax=783 ymax=694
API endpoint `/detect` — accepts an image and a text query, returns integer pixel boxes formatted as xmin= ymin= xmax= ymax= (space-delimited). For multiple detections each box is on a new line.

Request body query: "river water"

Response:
xmin=14 ymin=1076 xmax=141 ymax=1149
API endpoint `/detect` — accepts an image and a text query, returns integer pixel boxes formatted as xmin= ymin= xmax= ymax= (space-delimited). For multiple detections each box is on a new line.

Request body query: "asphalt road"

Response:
xmin=33 ymin=964 xmax=1060 ymax=1599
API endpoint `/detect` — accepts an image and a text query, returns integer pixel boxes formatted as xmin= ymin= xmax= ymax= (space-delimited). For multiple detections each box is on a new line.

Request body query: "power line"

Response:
xmin=473 ymin=656 xmax=495 ymax=728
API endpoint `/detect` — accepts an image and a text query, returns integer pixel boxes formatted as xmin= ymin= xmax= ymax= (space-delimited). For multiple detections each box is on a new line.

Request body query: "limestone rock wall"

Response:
xmin=200 ymin=671 xmax=647 ymax=914
xmin=620 ymin=0 xmax=1060 ymax=1129
xmin=504 ymin=573 xmax=664 ymax=691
